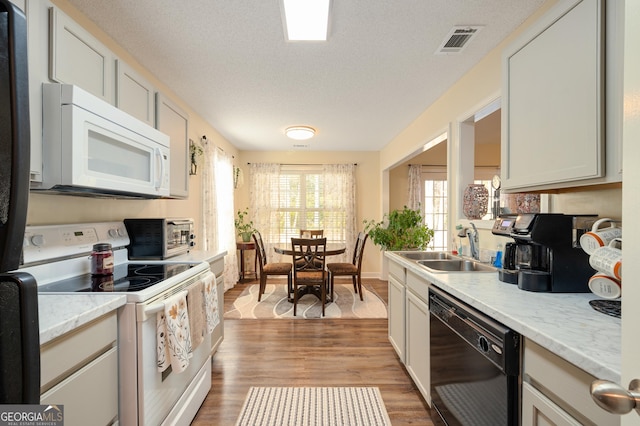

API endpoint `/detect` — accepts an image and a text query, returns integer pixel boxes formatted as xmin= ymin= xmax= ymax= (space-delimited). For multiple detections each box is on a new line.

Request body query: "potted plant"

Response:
xmin=363 ymin=206 xmax=434 ymax=251
xmin=235 ymin=208 xmax=256 ymax=242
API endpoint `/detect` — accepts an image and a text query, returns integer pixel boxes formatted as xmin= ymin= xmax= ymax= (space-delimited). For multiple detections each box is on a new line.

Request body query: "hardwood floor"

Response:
xmin=192 ymin=278 xmax=433 ymax=425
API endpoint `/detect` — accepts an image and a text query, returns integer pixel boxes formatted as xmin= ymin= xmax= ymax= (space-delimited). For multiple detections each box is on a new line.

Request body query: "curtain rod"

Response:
xmin=247 ymin=163 xmax=357 ymax=166
xmin=201 ymin=134 xmax=234 ymax=158
xmin=409 ymin=164 xmax=498 ymax=168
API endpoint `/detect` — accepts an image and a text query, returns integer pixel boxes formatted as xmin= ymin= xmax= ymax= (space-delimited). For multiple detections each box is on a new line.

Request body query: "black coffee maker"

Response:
xmin=492 ymin=213 xmax=596 ymax=292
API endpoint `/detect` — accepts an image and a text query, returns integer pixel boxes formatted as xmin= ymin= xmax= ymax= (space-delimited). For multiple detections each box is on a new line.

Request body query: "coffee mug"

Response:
xmin=580 ymin=218 xmax=622 ymax=255
xmin=588 ymin=273 xmax=621 ymax=299
xmin=589 ymin=238 xmax=622 ymax=280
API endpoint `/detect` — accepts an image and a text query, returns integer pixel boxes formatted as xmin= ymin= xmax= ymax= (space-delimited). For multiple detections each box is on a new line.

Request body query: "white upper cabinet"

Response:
xmin=49 ymin=7 xmax=113 ymax=103
xmin=156 ymin=93 xmax=189 ymax=198
xmin=501 ymin=0 xmax=622 ymax=192
xmin=116 ymin=60 xmax=156 ymax=126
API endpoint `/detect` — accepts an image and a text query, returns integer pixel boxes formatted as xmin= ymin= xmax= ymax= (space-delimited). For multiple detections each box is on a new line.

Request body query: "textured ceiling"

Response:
xmin=65 ymin=0 xmax=545 ymax=151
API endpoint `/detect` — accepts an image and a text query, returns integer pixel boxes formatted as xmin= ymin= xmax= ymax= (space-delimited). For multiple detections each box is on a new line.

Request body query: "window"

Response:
xmin=276 ymin=168 xmax=347 ymax=243
xmin=424 ymin=180 xmax=448 ymax=250
xmin=422 ymin=166 xmax=448 ymax=251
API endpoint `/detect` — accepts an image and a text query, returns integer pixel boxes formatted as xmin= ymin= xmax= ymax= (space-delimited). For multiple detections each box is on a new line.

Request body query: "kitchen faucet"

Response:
xmin=460 ymin=223 xmax=480 ymax=260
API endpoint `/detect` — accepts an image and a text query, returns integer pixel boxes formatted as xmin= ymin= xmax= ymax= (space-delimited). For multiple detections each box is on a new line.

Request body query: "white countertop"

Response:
xmin=386 ymin=251 xmax=621 ymax=383
xmin=172 ymin=250 xmax=226 ymax=264
xmin=37 ymin=250 xmax=226 ymax=345
xmin=38 ymin=294 xmax=127 ymax=345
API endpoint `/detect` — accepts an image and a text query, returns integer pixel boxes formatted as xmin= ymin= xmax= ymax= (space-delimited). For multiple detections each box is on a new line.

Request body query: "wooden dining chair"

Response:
xmin=291 ymin=237 xmax=328 ymax=316
xmin=253 ymin=232 xmax=292 ymax=302
xmin=299 ymin=229 xmax=324 ymax=238
xmin=326 ymin=232 xmax=368 ymax=301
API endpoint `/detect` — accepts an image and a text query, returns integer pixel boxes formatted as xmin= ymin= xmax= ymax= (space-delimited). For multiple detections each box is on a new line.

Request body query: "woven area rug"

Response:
xmin=236 ymin=387 xmax=392 ymax=426
xmin=225 ymin=283 xmax=387 ymax=319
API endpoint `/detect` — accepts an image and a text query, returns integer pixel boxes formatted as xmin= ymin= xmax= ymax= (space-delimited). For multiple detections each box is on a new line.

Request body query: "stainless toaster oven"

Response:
xmin=124 ymin=218 xmax=195 ymax=259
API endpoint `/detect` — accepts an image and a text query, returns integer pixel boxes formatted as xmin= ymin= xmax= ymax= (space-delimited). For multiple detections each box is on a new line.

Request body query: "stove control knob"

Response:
xmin=108 ymin=228 xmax=121 ymax=238
xmin=31 ymin=234 xmax=45 ymax=246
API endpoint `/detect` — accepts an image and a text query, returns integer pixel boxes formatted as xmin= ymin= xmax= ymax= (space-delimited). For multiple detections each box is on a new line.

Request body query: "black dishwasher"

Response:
xmin=429 ymin=286 xmax=521 ymax=426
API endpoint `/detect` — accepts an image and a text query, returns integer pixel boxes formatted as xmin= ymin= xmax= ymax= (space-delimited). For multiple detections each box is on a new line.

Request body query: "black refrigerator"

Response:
xmin=0 ymin=0 xmax=40 ymax=404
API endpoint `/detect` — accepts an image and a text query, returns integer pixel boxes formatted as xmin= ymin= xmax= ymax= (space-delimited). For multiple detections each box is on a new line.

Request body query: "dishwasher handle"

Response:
xmin=429 ymin=289 xmax=520 ymax=375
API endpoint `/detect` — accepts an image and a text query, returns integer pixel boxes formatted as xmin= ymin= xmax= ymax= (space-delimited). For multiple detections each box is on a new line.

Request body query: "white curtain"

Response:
xmin=249 ymin=163 xmax=281 ymax=263
xmin=202 ymin=140 xmax=238 ymax=291
xmin=249 ymin=163 xmax=356 ymax=264
xmin=323 ymin=164 xmax=357 ymax=262
xmin=408 ymin=164 xmax=423 ymax=215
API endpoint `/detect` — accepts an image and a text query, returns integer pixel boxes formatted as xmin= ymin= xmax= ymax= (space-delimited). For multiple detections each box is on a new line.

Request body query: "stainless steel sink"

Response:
xmin=417 ymin=259 xmax=497 ymax=273
xmin=397 ymin=251 xmax=455 ymax=261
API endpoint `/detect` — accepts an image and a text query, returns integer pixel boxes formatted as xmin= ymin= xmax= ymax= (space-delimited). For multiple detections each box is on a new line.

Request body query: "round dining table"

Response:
xmin=273 ymin=244 xmax=346 ymax=303
xmin=273 ymin=245 xmax=346 ymax=256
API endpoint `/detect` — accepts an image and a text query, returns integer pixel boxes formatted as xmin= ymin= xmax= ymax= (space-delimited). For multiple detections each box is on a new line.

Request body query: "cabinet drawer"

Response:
xmin=406 ymin=270 xmax=429 ymax=303
xmin=523 ymin=340 xmax=619 ymax=426
xmin=522 ymin=382 xmax=581 ymax=426
xmin=41 ymin=347 xmax=118 ymax=426
xmin=388 ymin=259 xmax=405 ymax=283
xmin=41 ymin=312 xmax=117 ymax=391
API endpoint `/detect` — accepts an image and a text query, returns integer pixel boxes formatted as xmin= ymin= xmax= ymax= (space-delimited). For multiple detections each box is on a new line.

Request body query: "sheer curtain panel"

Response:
xmin=323 ymin=164 xmax=357 ymax=262
xmin=408 ymin=164 xmax=423 ymax=214
xmin=249 ymin=163 xmax=282 ymax=263
xmin=202 ymin=139 xmax=238 ymax=291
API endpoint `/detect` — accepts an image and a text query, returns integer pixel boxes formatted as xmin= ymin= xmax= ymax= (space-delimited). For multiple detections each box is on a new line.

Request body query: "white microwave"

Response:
xmin=34 ymin=83 xmax=170 ymax=198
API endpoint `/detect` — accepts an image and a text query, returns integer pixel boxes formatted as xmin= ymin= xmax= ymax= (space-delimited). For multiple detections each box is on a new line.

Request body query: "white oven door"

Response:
xmin=136 ymin=284 xmax=212 ymax=425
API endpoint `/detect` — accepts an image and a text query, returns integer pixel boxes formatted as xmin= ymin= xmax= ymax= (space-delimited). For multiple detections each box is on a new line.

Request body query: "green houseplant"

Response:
xmin=235 ymin=208 xmax=256 ymax=242
xmin=363 ymin=206 xmax=434 ymax=251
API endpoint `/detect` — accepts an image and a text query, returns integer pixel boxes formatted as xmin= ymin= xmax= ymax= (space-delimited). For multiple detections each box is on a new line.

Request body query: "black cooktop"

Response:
xmin=37 ymin=263 xmax=196 ymax=293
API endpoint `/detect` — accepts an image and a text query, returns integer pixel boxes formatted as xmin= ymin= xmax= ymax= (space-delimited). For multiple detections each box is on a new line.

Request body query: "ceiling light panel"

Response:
xmin=283 ymin=0 xmax=330 ymax=41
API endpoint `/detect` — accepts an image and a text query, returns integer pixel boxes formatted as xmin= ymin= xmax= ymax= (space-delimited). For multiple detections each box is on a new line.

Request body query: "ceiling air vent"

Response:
xmin=292 ymin=143 xmax=310 ymax=150
xmin=435 ymin=26 xmax=483 ymax=55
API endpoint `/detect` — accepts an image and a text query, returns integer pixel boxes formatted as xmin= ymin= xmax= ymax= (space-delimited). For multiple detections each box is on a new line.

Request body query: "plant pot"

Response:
xmin=240 ymin=232 xmax=252 ymax=242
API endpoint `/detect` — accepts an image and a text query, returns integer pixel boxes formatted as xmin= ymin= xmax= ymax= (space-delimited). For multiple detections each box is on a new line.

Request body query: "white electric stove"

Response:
xmin=19 ymin=221 xmax=213 ymax=425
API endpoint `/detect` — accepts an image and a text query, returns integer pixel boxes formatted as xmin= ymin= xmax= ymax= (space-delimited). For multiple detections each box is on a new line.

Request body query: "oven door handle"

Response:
xmin=138 ymin=301 xmax=165 ymax=322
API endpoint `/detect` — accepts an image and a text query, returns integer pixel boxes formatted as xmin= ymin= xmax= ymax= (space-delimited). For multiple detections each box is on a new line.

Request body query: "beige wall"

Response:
xmin=236 ymin=151 xmax=380 ymax=277
xmin=27 ymin=0 xmax=240 ymax=244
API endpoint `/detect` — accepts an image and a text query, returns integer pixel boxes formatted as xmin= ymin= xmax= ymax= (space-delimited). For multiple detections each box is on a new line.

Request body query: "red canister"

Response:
xmin=91 ymin=243 xmax=114 ymax=275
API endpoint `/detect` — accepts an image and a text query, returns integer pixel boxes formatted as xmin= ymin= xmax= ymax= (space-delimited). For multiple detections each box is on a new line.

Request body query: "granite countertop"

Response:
xmin=38 ymin=294 xmax=127 ymax=345
xmin=386 ymin=252 xmax=621 ymax=383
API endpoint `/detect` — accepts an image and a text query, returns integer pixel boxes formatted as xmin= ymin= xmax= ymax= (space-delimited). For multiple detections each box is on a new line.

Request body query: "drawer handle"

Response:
xmin=590 ymin=379 xmax=640 ymax=415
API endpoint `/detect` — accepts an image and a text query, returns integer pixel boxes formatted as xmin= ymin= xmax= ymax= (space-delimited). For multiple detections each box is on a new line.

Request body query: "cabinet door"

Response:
xmin=388 ymin=274 xmax=405 ymax=362
xmin=405 ymin=290 xmax=430 ymax=405
xmin=41 ymin=348 xmax=118 ymax=426
xmin=49 ymin=7 xmax=113 ymax=102
xmin=522 ymin=382 xmax=581 ymax=426
xmin=156 ymin=93 xmax=189 ymax=198
xmin=502 ymin=0 xmax=604 ymax=191
xmin=116 ymin=60 xmax=155 ymax=126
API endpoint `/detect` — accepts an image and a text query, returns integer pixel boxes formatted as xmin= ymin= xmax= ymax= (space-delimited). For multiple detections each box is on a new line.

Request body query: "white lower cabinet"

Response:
xmin=40 ymin=312 xmax=119 ymax=426
xmin=388 ymin=273 xmax=406 ymax=362
xmin=386 ymin=254 xmax=431 ymax=406
xmin=522 ymin=339 xmax=619 ymax=426
xmin=405 ymin=288 xmax=430 ymax=404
